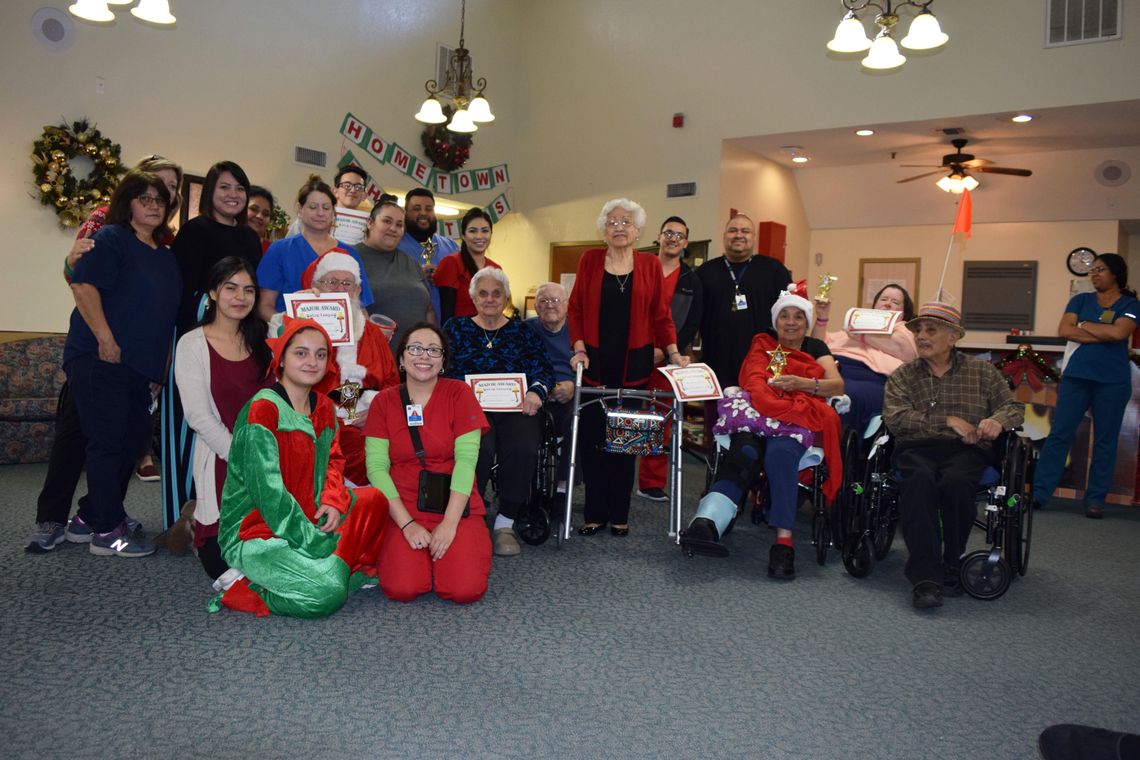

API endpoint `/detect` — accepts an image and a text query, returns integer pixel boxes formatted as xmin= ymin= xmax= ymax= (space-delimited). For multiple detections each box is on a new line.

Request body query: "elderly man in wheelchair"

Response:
xmin=882 ymin=302 xmax=1024 ymax=609
xmin=680 ymin=286 xmax=845 ymax=580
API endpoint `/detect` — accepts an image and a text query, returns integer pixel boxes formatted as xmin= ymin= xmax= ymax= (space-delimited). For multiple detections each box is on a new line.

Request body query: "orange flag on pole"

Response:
xmin=952 ymin=188 xmax=972 ymax=239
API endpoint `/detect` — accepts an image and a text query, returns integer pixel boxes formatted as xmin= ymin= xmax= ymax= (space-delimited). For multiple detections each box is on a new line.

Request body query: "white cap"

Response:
xmin=770 ymin=286 xmax=814 ymax=327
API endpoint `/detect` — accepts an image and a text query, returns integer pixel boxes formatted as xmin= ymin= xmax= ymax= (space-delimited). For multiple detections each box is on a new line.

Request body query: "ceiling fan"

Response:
xmin=897 ymin=138 xmax=1033 ymax=189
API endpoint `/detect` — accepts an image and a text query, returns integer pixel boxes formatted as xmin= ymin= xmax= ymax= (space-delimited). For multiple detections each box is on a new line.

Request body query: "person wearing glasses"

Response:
xmin=256 ymin=175 xmax=375 ymax=319
xmin=637 ymin=216 xmax=704 ymax=501
xmin=365 ymin=323 xmax=491 ymax=604
xmin=444 ymin=268 xmax=554 ymax=556
xmin=331 ymin=164 xmax=374 ymax=246
xmin=433 ymin=208 xmax=502 ymax=325
xmin=1033 ymin=253 xmax=1139 ymax=520
xmin=60 ymin=170 xmax=181 ymax=557
xmin=526 ymin=282 xmax=575 ymax=492
xmin=567 ymin=199 xmax=686 ymax=537
xmin=246 ymin=185 xmax=275 ymax=255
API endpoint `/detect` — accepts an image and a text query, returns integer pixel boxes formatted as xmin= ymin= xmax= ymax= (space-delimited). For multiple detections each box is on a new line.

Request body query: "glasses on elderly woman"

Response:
xmin=405 ymin=344 xmax=444 ymax=358
xmin=605 ymin=219 xmax=635 ymax=229
xmin=316 ymin=277 xmax=356 ymax=289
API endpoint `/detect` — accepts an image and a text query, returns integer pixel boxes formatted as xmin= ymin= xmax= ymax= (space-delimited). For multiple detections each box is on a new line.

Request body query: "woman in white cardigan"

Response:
xmin=175 ymin=257 xmax=271 ymax=588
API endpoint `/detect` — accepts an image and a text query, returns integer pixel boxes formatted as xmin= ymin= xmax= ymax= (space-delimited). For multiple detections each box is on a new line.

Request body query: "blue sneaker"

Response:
xmin=65 ymin=514 xmax=143 ymax=544
xmin=89 ymin=521 xmax=155 ymax=558
xmin=25 ymin=522 xmax=66 ymax=554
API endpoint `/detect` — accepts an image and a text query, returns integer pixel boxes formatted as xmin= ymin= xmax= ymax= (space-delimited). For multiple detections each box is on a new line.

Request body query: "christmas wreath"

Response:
xmin=420 ymin=106 xmax=472 ymax=171
xmin=31 ymin=119 xmax=125 ymax=228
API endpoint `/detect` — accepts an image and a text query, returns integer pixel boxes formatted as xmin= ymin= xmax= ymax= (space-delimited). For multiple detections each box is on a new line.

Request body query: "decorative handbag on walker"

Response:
xmin=603 ymin=403 xmax=666 ymax=456
xmin=400 ymin=385 xmax=469 ymax=516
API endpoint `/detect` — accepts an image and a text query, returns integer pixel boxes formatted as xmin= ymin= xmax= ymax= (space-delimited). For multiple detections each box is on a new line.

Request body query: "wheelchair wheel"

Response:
xmin=812 ymin=508 xmax=828 ymax=566
xmin=1013 ymin=494 xmax=1032 ymax=576
xmin=842 ymin=533 xmax=875 ymax=579
xmin=515 ymin=504 xmax=551 ymax=546
xmin=872 ymin=501 xmax=898 ymax=560
xmin=960 ymin=549 xmax=1012 ymax=601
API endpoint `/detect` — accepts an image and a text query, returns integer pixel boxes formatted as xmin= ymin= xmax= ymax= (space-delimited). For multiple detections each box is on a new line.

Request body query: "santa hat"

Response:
xmin=265 ymin=315 xmax=335 ymax=388
xmin=301 ymin=249 xmax=359 ymax=290
xmin=770 ymin=280 xmax=814 ymax=327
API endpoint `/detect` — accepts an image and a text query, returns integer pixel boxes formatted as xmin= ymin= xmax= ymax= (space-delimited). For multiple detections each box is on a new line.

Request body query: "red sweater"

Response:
xmin=568 ymin=248 xmax=676 ymax=387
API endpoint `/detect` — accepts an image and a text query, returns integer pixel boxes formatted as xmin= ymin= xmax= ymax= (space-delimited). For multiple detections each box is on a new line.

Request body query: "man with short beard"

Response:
xmin=397 ymin=188 xmax=459 ymax=322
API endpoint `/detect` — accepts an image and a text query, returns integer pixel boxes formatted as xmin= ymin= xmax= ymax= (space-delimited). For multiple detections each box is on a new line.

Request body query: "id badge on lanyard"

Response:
xmin=406 ymin=404 xmax=424 ymax=427
xmin=733 ymin=290 xmax=748 ymax=312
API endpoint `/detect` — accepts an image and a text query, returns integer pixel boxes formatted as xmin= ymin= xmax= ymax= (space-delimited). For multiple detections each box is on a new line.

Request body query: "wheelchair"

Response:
xmin=839 ymin=421 xmax=1035 ymax=600
xmin=512 ymin=409 xmax=561 ymax=546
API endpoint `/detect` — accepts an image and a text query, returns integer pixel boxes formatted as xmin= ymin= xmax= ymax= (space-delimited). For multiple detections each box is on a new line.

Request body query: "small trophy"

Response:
xmin=420 ymin=239 xmax=436 ymax=267
xmin=768 ymin=345 xmax=789 ymax=380
xmin=816 ymin=273 xmax=838 ymax=302
xmin=334 ymin=380 xmax=363 ymax=421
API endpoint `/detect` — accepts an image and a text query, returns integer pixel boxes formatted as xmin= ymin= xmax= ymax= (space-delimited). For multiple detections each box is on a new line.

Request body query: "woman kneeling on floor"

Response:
xmin=212 ymin=317 xmax=387 ymax=618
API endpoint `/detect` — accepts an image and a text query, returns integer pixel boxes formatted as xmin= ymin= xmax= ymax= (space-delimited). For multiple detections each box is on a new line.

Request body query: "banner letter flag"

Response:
xmin=341 ymin=113 xmax=368 ymax=145
xmin=367 ymin=134 xmax=391 ymax=164
xmin=455 ymin=171 xmax=474 ymax=192
xmin=953 ymin=188 xmax=973 ymax=239
xmin=390 ymin=145 xmax=411 ymax=173
xmin=411 ymin=160 xmax=430 ymax=185
xmin=435 ymin=172 xmax=453 ymax=194
xmin=475 ymin=169 xmax=492 ymax=190
xmin=492 ymin=165 xmax=509 ymax=185
xmin=338 ymin=149 xmax=359 ymax=169
xmin=364 ymin=180 xmax=384 ymax=204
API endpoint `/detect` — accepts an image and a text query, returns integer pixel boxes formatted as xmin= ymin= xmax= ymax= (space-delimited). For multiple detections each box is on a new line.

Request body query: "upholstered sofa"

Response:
xmin=0 ymin=334 xmax=66 ymax=464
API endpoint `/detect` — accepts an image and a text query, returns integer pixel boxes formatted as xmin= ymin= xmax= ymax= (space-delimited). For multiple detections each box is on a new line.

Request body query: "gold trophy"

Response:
xmin=420 ymin=239 xmax=437 ymax=267
xmin=334 ymin=380 xmax=363 ymax=422
xmin=768 ymin=345 xmax=789 ymax=380
xmin=817 ymin=273 xmax=838 ymax=302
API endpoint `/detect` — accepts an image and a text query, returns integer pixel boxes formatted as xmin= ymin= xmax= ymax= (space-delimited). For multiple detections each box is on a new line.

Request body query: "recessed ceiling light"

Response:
xmin=791 ymin=155 xmax=810 ymax=163
xmin=855 ymin=129 xmax=875 ymax=137
xmin=1011 ymin=114 xmax=1033 ymax=123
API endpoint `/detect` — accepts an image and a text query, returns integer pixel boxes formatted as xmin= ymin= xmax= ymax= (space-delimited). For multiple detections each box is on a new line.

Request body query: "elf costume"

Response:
xmin=209 ymin=317 xmax=387 ymax=618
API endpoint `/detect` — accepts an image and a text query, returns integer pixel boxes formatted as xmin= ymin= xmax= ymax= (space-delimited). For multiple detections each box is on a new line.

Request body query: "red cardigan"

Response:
xmin=568 ymin=248 xmax=676 ymax=387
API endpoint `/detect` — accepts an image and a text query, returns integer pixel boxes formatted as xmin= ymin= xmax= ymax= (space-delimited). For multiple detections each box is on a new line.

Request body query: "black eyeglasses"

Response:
xmin=338 ymin=182 xmax=365 ymax=192
xmin=135 ymin=194 xmax=168 ymax=208
xmin=405 ymin=344 xmax=444 ymax=358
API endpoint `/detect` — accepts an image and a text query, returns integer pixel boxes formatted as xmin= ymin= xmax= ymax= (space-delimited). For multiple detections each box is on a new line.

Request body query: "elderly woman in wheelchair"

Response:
xmin=680 ymin=286 xmax=844 ymax=579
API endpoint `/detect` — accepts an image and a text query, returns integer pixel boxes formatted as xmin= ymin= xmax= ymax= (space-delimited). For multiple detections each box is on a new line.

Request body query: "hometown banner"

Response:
xmin=340 ymin=112 xmax=510 ymax=196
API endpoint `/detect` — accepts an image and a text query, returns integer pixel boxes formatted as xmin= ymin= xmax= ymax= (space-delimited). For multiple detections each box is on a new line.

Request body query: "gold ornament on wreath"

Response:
xmin=30 ymin=119 xmax=125 ymax=228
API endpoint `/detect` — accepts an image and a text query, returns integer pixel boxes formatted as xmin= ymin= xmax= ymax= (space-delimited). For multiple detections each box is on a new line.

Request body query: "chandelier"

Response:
xmin=937 ymin=171 xmax=979 ymax=194
xmin=826 ymin=1 xmax=948 ymax=71
xmin=68 ymin=0 xmax=176 ymax=25
xmin=414 ymin=0 xmax=495 ymax=134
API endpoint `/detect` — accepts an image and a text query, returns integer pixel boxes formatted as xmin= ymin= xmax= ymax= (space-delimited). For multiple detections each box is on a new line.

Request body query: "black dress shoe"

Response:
xmin=610 ymin=525 xmax=630 ymax=537
xmin=578 ymin=523 xmax=606 ymax=536
xmin=1085 ymin=504 xmax=1105 ymax=519
xmin=767 ymin=543 xmax=795 ymax=580
xmin=912 ymin=580 xmax=944 ymax=609
xmin=679 ymin=518 xmax=728 ymax=557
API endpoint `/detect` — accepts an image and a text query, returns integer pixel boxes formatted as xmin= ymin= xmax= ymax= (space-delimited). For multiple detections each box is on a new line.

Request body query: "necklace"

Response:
xmin=614 ymin=272 xmax=632 ymax=293
xmin=479 ymin=320 xmax=505 ymax=349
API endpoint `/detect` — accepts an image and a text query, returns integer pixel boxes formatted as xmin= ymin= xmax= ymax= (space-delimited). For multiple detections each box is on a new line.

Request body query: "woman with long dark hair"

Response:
xmin=433 ymin=208 xmax=501 ymax=325
xmin=1034 ymin=253 xmax=1139 ymax=519
xmin=61 ymin=170 xmax=180 ymax=557
xmin=175 ymin=257 xmax=271 ymax=588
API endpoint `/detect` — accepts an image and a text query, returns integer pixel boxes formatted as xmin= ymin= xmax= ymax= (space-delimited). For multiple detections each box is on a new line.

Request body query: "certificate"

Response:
xmin=334 ymin=206 xmax=370 ymax=246
xmin=283 ymin=292 xmax=355 ymax=347
xmin=656 ymin=363 xmax=723 ymax=402
xmin=844 ymin=308 xmax=901 ymax=335
xmin=465 ymin=373 xmax=528 ymax=412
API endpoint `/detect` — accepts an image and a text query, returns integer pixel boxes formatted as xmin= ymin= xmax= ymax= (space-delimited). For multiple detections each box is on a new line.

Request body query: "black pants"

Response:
xmin=547 ymin=398 xmax=574 ymax=484
xmin=66 ymin=356 xmax=152 ymax=533
xmin=894 ymin=439 xmax=989 ymax=586
xmin=580 ymin=402 xmax=636 ymax=526
xmin=476 ymin=411 xmax=543 ymax=520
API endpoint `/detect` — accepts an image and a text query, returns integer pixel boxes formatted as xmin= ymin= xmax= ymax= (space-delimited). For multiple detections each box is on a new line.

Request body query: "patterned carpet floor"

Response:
xmin=1 ymin=459 xmax=1138 ymax=759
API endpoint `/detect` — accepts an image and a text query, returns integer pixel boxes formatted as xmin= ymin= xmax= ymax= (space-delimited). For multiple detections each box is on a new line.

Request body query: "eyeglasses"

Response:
xmin=316 ymin=277 xmax=356 ymax=289
xmin=537 ymin=297 xmax=563 ymax=306
xmin=605 ymin=219 xmax=635 ymax=229
xmin=1089 ymin=266 xmax=1108 ymax=274
xmin=405 ymin=344 xmax=444 ymax=358
xmin=135 ymin=194 xmax=168 ymax=208
xmin=661 ymin=231 xmax=687 ymax=241
xmin=338 ymin=182 xmax=366 ymax=192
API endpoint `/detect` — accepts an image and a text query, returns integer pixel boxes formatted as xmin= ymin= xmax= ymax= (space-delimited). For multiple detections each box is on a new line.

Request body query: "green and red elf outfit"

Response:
xmin=209 ymin=317 xmax=387 ymax=618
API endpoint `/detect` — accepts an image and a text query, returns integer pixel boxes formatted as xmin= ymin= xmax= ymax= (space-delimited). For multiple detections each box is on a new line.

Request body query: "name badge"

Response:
xmin=733 ymin=292 xmax=748 ymax=312
xmin=405 ymin=404 xmax=424 ymax=427
xmin=1100 ymin=309 xmax=1115 ymax=323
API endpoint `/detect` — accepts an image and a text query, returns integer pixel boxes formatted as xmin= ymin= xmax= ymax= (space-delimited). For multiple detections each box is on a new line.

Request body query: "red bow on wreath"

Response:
xmin=996 ymin=343 xmax=1059 ymax=391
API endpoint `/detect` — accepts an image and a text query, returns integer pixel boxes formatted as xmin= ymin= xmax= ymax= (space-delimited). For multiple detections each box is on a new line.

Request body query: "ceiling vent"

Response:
xmin=294 ymin=145 xmax=327 ymax=169
xmin=1046 ymin=0 xmax=1121 ymax=47
xmin=666 ymin=182 xmax=697 ymax=199
xmin=1094 ymin=160 xmax=1132 ymax=187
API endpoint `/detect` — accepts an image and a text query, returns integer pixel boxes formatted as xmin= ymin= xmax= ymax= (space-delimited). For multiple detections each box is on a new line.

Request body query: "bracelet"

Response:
xmin=1078 ymin=321 xmax=1086 ymax=331
xmin=814 ymin=378 xmax=820 ymax=395
xmin=670 ymin=351 xmax=682 ymax=358
xmin=573 ymin=349 xmax=587 ymax=356
xmin=400 ymin=518 xmax=415 ymax=531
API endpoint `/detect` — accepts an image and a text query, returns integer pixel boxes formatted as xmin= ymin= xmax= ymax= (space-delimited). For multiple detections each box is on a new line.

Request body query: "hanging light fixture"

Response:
xmin=68 ymin=0 xmax=115 ymax=23
xmin=131 ymin=0 xmax=176 ymax=25
xmin=936 ymin=170 xmax=979 ymax=194
xmin=826 ymin=1 xmax=948 ymax=71
xmin=414 ymin=0 xmax=495 ymax=134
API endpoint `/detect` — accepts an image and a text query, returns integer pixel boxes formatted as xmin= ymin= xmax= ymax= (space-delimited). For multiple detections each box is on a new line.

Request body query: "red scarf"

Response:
xmin=738 ymin=333 xmax=842 ymax=501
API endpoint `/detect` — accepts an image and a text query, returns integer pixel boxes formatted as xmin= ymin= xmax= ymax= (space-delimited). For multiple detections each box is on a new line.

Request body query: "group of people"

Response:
xmin=24 ymin=154 xmax=1138 ymax=615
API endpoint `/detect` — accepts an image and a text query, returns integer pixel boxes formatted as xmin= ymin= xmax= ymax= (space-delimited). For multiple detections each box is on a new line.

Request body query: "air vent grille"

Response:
xmin=666 ymin=182 xmax=697 ymax=199
xmin=1047 ymin=0 xmax=1121 ymax=47
xmin=962 ymin=261 xmax=1038 ymax=331
xmin=294 ymin=146 xmax=327 ymax=168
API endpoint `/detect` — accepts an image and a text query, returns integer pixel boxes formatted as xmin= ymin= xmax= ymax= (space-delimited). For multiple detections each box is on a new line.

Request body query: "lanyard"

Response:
xmin=725 ymin=256 xmax=752 ymax=293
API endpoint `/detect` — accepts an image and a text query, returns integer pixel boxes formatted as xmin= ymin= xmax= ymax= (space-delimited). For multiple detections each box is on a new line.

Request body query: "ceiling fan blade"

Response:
xmin=960 ymin=158 xmax=994 ymax=168
xmin=899 ymin=164 xmax=945 ymax=168
xmin=897 ymin=169 xmax=946 ymax=183
xmin=973 ymin=166 xmax=1033 ymax=177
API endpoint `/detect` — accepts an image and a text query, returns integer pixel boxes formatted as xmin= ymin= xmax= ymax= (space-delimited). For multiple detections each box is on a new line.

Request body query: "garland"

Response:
xmin=31 ymin=119 xmax=125 ymax=228
xmin=420 ymin=106 xmax=473 ymax=171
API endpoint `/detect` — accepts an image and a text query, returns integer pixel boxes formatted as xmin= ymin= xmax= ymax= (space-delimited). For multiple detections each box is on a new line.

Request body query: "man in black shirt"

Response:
xmin=696 ymin=214 xmax=792 ymax=387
